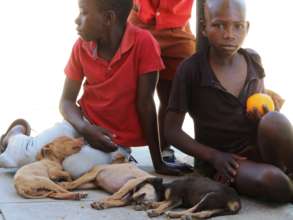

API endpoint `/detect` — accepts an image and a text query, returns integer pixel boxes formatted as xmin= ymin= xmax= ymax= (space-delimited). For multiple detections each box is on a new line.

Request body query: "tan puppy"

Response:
xmin=14 ymin=136 xmax=87 ymax=200
xmin=59 ymin=163 xmax=162 ymax=209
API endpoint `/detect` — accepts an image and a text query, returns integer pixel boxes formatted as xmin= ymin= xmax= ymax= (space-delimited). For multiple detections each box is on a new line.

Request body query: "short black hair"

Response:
xmin=97 ymin=0 xmax=133 ymax=24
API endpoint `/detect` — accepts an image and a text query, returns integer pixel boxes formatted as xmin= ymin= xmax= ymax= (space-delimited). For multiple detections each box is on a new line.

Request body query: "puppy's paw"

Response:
xmin=58 ymin=182 xmax=73 ymax=189
xmin=166 ymin=211 xmax=186 ymax=219
xmin=165 ymin=211 xmax=174 ymax=218
xmin=74 ymin=192 xmax=88 ymax=200
xmin=133 ymin=204 xmax=146 ymax=211
xmin=133 ymin=200 xmax=152 ymax=211
xmin=147 ymin=209 xmax=161 ymax=218
xmin=78 ymin=192 xmax=88 ymax=199
xmin=181 ymin=214 xmax=195 ymax=220
xmin=142 ymin=201 xmax=157 ymax=209
xmin=91 ymin=201 xmax=107 ymax=210
xmin=62 ymin=175 xmax=72 ymax=182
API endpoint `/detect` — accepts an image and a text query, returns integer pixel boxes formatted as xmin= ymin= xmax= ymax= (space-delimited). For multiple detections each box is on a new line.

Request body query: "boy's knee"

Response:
xmin=257 ymin=167 xmax=292 ymax=202
xmin=258 ymin=112 xmax=292 ymax=140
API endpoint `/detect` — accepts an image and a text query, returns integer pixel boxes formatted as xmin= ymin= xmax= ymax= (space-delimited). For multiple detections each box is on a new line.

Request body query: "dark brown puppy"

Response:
xmin=146 ymin=173 xmax=241 ymax=219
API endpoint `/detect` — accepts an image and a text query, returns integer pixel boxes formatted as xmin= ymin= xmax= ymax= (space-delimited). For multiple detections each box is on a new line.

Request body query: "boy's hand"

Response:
xmin=82 ymin=123 xmax=118 ymax=152
xmin=212 ymin=151 xmax=246 ymax=183
xmin=246 ymin=105 xmax=269 ymax=123
xmin=265 ymin=89 xmax=285 ymax=111
xmin=155 ymin=161 xmax=193 ymax=176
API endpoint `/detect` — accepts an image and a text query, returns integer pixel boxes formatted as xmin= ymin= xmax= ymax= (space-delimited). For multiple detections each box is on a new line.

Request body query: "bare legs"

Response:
xmin=235 ymin=160 xmax=293 ymax=202
xmin=235 ymin=112 xmax=293 ymax=202
xmin=157 ymin=79 xmax=172 ymax=152
xmin=258 ymin=112 xmax=293 ymax=172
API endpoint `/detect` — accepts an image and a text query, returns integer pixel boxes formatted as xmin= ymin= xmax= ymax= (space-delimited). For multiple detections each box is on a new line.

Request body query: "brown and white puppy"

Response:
xmin=14 ymin=136 xmax=88 ymax=200
xmin=146 ymin=173 xmax=241 ymax=219
xmin=58 ymin=163 xmax=163 ymax=209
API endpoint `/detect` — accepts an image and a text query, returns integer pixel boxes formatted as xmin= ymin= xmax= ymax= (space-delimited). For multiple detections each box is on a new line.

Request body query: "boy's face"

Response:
xmin=75 ymin=0 xmax=105 ymax=41
xmin=203 ymin=1 xmax=249 ymax=56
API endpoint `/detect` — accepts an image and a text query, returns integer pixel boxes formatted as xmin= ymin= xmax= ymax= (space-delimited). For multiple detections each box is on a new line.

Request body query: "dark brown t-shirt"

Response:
xmin=167 ymin=48 xmax=265 ymax=153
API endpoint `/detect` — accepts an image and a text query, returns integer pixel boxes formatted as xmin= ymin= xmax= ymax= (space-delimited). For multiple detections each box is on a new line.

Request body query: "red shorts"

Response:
xmin=129 ymin=11 xmax=196 ymax=80
xmin=160 ymin=57 xmax=184 ymax=80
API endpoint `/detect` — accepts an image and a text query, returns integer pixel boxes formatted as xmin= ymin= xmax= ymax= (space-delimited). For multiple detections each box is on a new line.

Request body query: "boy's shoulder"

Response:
xmin=242 ymin=48 xmax=262 ymax=63
xmin=177 ymin=51 xmax=205 ymax=75
xmin=73 ymin=23 xmax=158 ymax=55
xmin=241 ymin=48 xmax=265 ymax=77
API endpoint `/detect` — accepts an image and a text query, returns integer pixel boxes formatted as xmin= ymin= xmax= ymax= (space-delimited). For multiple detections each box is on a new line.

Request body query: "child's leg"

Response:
xmin=157 ymin=77 xmax=173 ymax=152
xmin=158 ymin=57 xmax=186 ymax=163
xmin=0 ymin=121 xmax=78 ymax=168
xmin=234 ymin=112 xmax=293 ymax=202
xmin=234 ymin=160 xmax=293 ymax=202
xmin=257 ymin=112 xmax=293 ymax=173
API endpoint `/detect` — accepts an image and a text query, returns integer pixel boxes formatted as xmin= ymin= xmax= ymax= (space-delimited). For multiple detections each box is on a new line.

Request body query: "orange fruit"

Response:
xmin=246 ymin=93 xmax=275 ymax=116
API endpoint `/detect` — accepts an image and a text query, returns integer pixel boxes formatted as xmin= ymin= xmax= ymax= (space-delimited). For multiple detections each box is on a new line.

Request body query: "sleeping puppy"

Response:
xmin=14 ymin=136 xmax=88 ymax=200
xmin=146 ymin=173 xmax=241 ymax=219
xmin=58 ymin=163 xmax=163 ymax=209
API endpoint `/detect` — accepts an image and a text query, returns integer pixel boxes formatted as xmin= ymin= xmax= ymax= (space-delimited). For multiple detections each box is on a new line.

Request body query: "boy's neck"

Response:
xmin=97 ymin=24 xmax=126 ymax=61
xmin=209 ymin=47 xmax=240 ymax=66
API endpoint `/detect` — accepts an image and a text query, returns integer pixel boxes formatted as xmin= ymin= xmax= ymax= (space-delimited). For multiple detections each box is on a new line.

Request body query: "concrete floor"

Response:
xmin=1 ymin=147 xmax=293 ymax=220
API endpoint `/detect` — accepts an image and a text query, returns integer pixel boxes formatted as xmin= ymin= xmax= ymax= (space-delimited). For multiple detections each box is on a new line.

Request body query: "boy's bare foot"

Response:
xmin=0 ymin=119 xmax=31 ymax=153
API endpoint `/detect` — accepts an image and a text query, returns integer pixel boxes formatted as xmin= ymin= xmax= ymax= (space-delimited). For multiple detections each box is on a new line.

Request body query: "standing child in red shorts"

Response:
xmin=128 ymin=0 xmax=196 ymax=162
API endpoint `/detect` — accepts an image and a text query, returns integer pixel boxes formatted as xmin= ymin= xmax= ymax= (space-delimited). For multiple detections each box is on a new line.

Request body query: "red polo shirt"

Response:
xmin=132 ymin=0 xmax=194 ymax=30
xmin=64 ymin=23 xmax=165 ymax=147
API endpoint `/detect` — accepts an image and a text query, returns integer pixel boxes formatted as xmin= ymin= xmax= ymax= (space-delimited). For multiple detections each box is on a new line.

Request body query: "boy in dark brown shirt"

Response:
xmin=166 ymin=0 xmax=293 ymax=202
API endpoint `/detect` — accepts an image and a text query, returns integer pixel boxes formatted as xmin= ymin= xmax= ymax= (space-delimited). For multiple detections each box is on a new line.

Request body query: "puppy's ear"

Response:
xmin=148 ymin=177 xmax=166 ymax=201
xmin=36 ymin=144 xmax=51 ymax=160
xmin=148 ymin=177 xmax=163 ymax=186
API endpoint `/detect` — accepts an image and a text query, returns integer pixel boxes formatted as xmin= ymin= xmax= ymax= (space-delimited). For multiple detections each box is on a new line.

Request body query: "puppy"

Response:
xmin=146 ymin=173 xmax=241 ymax=219
xmin=14 ymin=136 xmax=88 ymax=200
xmin=58 ymin=163 xmax=162 ymax=209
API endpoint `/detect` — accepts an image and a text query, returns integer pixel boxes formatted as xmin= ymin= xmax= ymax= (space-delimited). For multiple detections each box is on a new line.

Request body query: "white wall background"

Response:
xmin=0 ymin=0 xmax=292 ymax=136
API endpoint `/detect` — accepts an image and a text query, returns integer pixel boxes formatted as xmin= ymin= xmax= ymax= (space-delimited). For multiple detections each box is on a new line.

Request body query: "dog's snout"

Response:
xmin=74 ymin=137 xmax=84 ymax=146
xmin=72 ymin=145 xmax=82 ymax=151
xmin=227 ymin=200 xmax=241 ymax=212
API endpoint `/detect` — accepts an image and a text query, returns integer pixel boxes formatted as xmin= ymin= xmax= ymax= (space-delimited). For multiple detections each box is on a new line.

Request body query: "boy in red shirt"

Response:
xmin=128 ymin=0 xmax=196 ymax=162
xmin=0 ymin=0 xmax=190 ymax=176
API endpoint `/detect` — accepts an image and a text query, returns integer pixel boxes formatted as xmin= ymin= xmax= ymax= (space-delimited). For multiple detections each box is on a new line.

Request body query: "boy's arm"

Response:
xmin=136 ymin=72 xmax=190 ymax=175
xmin=59 ymin=77 xmax=85 ymax=132
xmin=59 ymin=77 xmax=117 ymax=152
xmin=165 ymin=111 xmax=246 ymax=182
xmin=165 ymin=111 xmax=217 ymax=164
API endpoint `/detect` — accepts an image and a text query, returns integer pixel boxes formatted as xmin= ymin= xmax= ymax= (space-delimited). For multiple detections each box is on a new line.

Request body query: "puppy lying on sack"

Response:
xmin=14 ymin=136 xmax=87 ymax=200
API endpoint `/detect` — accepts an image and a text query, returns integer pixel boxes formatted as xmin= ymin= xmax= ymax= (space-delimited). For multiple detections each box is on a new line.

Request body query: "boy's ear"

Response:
xmin=201 ymin=19 xmax=207 ymax=37
xmin=103 ymin=10 xmax=116 ymax=26
xmin=246 ymin=21 xmax=250 ymax=33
